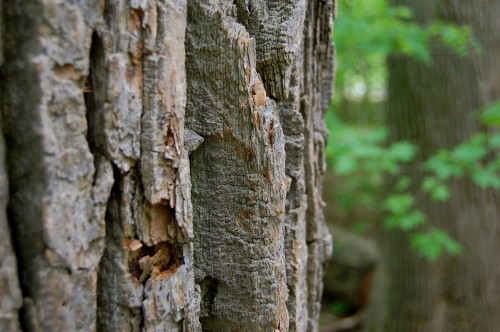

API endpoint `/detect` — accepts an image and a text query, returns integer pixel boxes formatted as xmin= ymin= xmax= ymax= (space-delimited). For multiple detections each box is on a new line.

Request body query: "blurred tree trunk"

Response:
xmin=365 ymin=1 xmax=500 ymax=331
xmin=0 ymin=0 xmax=334 ymax=331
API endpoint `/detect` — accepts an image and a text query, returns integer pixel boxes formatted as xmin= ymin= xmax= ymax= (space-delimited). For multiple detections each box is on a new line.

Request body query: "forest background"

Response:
xmin=322 ymin=0 xmax=500 ymax=328
xmin=327 ymin=0 xmax=498 ymax=260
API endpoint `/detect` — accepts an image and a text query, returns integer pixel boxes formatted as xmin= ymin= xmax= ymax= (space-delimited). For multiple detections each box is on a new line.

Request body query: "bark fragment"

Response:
xmin=95 ymin=1 xmax=199 ymax=331
xmin=185 ymin=1 xmax=334 ymax=331
xmin=233 ymin=0 xmax=307 ymax=100
xmin=2 ymin=1 xmax=111 ymax=330
xmin=186 ymin=2 xmax=289 ymax=331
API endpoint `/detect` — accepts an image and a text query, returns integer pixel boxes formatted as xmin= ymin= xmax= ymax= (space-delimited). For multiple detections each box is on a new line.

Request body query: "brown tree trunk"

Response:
xmin=0 ymin=0 xmax=334 ymax=331
xmin=364 ymin=1 xmax=500 ymax=331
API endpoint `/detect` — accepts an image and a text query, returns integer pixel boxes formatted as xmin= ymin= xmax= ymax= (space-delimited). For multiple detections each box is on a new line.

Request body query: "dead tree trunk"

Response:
xmin=0 ymin=1 xmax=334 ymax=331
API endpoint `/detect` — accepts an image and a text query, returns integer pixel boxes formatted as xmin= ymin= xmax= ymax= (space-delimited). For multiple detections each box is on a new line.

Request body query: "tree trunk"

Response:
xmin=364 ymin=1 xmax=500 ymax=331
xmin=0 ymin=0 xmax=334 ymax=331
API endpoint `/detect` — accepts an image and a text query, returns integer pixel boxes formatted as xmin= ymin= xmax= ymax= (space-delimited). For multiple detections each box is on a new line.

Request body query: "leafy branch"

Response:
xmin=327 ymin=101 xmax=500 ymax=261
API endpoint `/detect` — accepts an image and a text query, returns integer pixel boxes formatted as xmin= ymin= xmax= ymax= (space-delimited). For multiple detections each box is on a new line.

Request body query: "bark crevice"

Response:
xmin=84 ymin=31 xmax=106 ymax=158
xmin=0 ymin=0 xmax=334 ymax=330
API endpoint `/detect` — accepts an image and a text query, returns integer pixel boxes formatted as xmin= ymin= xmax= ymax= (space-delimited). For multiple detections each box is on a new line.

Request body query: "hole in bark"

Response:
xmin=144 ymin=202 xmax=178 ymax=243
xmin=128 ymin=241 xmax=180 ymax=284
xmin=200 ymin=276 xmax=220 ymax=316
xmin=84 ymin=31 xmax=105 ymax=156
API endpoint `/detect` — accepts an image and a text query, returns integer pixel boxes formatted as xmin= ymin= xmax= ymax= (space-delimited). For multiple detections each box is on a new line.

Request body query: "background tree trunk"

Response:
xmin=364 ymin=1 xmax=500 ymax=331
xmin=0 ymin=0 xmax=334 ymax=331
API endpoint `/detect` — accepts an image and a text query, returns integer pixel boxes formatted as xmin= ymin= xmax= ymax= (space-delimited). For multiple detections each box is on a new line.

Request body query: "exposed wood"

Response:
xmin=0 ymin=0 xmax=334 ymax=331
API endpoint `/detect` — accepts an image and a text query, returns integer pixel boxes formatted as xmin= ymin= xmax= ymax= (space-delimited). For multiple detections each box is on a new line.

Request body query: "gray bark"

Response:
xmin=0 ymin=0 xmax=334 ymax=331
xmin=0 ymin=20 xmax=23 ymax=326
xmin=0 ymin=4 xmax=23 ymax=331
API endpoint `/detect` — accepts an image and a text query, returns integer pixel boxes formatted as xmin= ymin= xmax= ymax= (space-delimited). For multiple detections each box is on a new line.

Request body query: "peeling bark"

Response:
xmin=185 ymin=1 xmax=334 ymax=331
xmin=186 ymin=4 xmax=289 ymax=331
xmin=0 ymin=0 xmax=334 ymax=331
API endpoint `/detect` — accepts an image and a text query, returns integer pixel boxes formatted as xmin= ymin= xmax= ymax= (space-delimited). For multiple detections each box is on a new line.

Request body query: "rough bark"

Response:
xmin=0 ymin=4 xmax=23 ymax=331
xmin=364 ymin=1 xmax=500 ymax=331
xmin=185 ymin=2 xmax=290 ymax=330
xmin=185 ymin=1 xmax=334 ymax=331
xmin=2 ymin=2 xmax=110 ymax=331
xmin=0 ymin=0 xmax=334 ymax=331
xmin=0 ymin=14 xmax=23 ymax=325
xmin=300 ymin=1 xmax=335 ymax=330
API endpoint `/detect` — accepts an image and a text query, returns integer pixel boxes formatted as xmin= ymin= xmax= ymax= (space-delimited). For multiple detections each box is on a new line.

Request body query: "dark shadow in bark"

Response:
xmin=199 ymin=276 xmax=220 ymax=330
xmin=84 ymin=31 xmax=105 ymax=157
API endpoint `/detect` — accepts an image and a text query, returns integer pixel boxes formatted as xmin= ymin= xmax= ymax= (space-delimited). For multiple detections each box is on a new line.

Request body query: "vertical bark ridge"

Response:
xmin=1 ymin=1 xmax=112 ymax=331
xmin=0 ymin=21 xmax=23 ymax=327
xmin=185 ymin=2 xmax=289 ymax=330
xmin=185 ymin=1 xmax=334 ymax=331
xmin=0 ymin=117 xmax=22 ymax=332
xmin=0 ymin=2 xmax=23 ymax=330
xmin=95 ymin=1 xmax=200 ymax=331
xmin=278 ymin=60 xmax=309 ymax=332
xmin=301 ymin=1 xmax=335 ymax=331
xmin=1 ymin=0 xmax=199 ymax=331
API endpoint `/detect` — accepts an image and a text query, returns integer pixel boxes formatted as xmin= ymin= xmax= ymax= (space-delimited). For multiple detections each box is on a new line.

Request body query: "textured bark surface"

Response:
xmin=300 ymin=2 xmax=335 ymax=330
xmin=185 ymin=1 xmax=334 ymax=331
xmin=0 ymin=45 xmax=23 ymax=330
xmin=185 ymin=2 xmax=289 ymax=330
xmin=0 ymin=4 xmax=23 ymax=330
xmin=0 ymin=0 xmax=334 ymax=331
xmin=2 ymin=2 xmax=111 ymax=331
xmin=364 ymin=1 xmax=500 ymax=331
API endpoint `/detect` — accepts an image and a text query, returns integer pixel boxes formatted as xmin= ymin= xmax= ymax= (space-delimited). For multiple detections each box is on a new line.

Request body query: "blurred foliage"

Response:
xmin=328 ymin=102 xmax=500 ymax=261
xmin=334 ymin=0 xmax=475 ymax=104
xmin=328 ymin=0 xmax=495 ymax=261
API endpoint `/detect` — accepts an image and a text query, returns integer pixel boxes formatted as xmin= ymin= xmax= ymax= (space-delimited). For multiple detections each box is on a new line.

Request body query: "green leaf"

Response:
xmin=411 ymin=232 xmax=442 ymax=261
xmin=391 ymin=6 xmax=413 ymax=19
xmin=488 ymin=134 xmax=500 ymax=149
xmin=385 ymin=210 xmax=426 ymax=230
xmin=388 ymin=141 xmax=417 ymax=162
xmin=430 ymin=185 xmax=450 ymax=201
xmin=411 ymin=230 xmax=463 ymax=261
xmin=395 ymin=176 xmax=411 ymax=192
xmin=421 ymin=177 xmax=450 ymax=201
xmin=422 ymin=176 xmax=438 ymax=192
xmin=425 ymin=154 xmax=463 ymax=180
xmin=443 ymin=236 xmax=463 ymax=255
xmin=472 ymin=168 xmax=500 ymax=189
xmin=334 ymin=156 xmax=358 ymax=175
xmin=383 ymin=194 xmax=414 ymax=215
xmin=479 ymin=101 xmax=500 ymax=126
xmin=451 ymin=137 xmax=488 ymax=164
